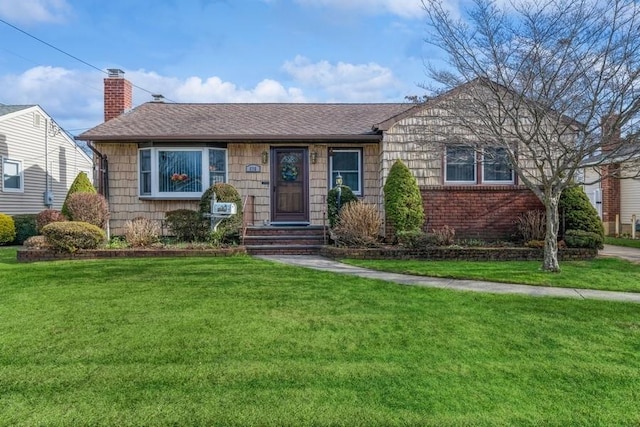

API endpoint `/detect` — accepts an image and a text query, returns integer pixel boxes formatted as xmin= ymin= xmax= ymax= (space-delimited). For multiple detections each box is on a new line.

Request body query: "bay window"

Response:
xmin=138 ymin=148 xmax=227 ymax=198
xmin=329 ymin=149 xmax=362 ymax=195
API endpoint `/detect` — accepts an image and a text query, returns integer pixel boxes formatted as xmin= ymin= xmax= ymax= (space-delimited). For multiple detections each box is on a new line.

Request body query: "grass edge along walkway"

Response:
xmin=258 ymin=256 xmax=640 ymax=304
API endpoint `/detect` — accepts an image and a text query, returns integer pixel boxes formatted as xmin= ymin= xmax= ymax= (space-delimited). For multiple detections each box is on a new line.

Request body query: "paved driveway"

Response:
xmin=600 ymin=245 xmax=640 ymax=263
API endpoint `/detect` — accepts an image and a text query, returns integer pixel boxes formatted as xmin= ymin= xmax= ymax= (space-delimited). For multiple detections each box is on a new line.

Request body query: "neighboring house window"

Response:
xmin=2 ymin=158 xmax=23 ymax=192
xmin=330 ymin=149 xmax=362 ymax=195
xmin=138 ymin=148 xmax=227 ymax=197
xmin=482 ymin=147 xmax=514 ymax=183
xmin=445 ymin=146 xmax=476 ymax=183
xmin=445 ymin=146 xmax=514 ymax=184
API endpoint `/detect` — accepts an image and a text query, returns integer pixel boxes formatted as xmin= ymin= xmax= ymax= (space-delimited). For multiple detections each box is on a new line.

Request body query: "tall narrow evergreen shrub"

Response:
xmin=383 ymin=160 xmax=425 ymax=235
xmin=61 ymin=172 xmax=96 ymax=218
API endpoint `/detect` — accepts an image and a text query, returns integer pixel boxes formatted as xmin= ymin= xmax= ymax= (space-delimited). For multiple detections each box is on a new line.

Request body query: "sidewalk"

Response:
xmin=256 ymin=253 xmax=640 ymax=304
xmin=600 ymin=244 xmax=640 ymax=263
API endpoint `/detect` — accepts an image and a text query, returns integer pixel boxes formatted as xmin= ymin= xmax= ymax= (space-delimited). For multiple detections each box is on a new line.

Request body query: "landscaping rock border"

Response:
xmin=320 ymin=246 xmax=598 ymax=261
xmin=16 ymin=247 xmax=246 ymax=262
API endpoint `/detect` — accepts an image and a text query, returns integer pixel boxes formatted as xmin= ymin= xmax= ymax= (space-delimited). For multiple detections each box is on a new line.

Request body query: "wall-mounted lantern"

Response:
xmin=310 ymin=151 xmax=318 ymax=164
xmin=261 ymin=151 xmax=269 ymax=164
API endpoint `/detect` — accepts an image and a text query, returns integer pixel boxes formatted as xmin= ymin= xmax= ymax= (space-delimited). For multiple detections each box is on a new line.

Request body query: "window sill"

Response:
xmin=139 ymin=196 xmax=202 ymax=201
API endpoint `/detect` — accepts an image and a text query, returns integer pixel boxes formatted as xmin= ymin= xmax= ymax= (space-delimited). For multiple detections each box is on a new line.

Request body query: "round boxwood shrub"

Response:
xmin=559 ymin=185 xmax=604 ymax=239
xmin=327 ymin=185 xmax=358 ymax=227
xmin=61 ymin=172 xmax=96 ymax=218
xmin=564 ymin=229 xmax=604 ymax=249
xmin=0 ymin=213 xmax=16 ymax=245
xmin=11 ymin=214 xmax=38 ymax=244
xmin=165 ymin=209 xmax=209 ymax=242
xmin=383 ymin=159 xmax=425 ymax=235
xmin=42 ymin=221 xmax=107 ymax=252
xmin=199 ymin=183 xmax=243 ymax=244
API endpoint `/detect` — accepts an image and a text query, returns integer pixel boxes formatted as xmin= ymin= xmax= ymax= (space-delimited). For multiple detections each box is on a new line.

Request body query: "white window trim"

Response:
xmin=138 ymin=147 xmax=227 ymax=198
xmin=444 ymin=146 xmax=477 ymax=184
xmin=329 ymin=148 xmax=363 ymax=195
xmin=2 ymin=157 xmax=24 ymax=193
xmin=481 ymin=148 xmax=515 ymax=184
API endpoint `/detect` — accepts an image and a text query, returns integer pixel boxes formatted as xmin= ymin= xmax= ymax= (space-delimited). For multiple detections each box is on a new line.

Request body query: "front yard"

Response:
xmin=1 ymin=248 xmax=639 ymax=426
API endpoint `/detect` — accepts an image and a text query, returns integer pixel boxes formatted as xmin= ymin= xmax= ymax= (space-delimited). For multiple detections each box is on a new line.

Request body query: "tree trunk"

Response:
xmin=542 ymin=194 xmax=561 ymax=272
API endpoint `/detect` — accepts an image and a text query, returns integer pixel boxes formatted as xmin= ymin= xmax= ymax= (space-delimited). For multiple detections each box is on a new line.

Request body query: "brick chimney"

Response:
xmin=104 ymin=68 xmax=132 ymax=122
xmin=600 ymin=114 xmax=621 ymax=235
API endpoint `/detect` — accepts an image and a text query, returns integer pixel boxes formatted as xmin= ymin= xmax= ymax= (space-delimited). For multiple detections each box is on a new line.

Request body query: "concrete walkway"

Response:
xmin=600 ymin=244 xmax=640 ymax=263
xmin=256 ymin=249 xmax=640 ymax=304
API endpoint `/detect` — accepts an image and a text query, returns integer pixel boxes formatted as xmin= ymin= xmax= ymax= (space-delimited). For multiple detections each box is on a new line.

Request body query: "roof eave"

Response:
xmin=75 ymin=133 xmax=383 ymax=143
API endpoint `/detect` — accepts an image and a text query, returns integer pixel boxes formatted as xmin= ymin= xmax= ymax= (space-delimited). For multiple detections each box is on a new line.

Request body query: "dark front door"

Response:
xmin=271 ymin=147 xmax=309 ymax=223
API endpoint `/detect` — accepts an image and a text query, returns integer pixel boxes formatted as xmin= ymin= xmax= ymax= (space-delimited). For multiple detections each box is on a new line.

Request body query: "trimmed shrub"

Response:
xmin=124 ymin=217 xmax=160 ymax=247
xmin=42 ymin=221 xmax=107 ymax=252
xmin=165 ymin=209 xmax=209 ymax=242
xmin=23 ymin=235 xmax=51 ymax=250
xmin=36 ymin=209 xmax=66 ymax=233
xmin=11 ymin=214 xmax=38 ymax=244
xmin=199 ymin=183 xmax=243 ymax=244
xmin=331 ymin=201 xmax=382 ymax=247
xmin=66 ymin=193 xmax=109 ymax=228
xmin=383 ymin=160 xmax=425 ymax=235
xmin=0 ymin=213 xmax=16 ymax=245
xmin=564 ymin=229 xmax=604 ymax=249
xmin=61 ymin=172 xmax=96 ymax=218
xmin=396 ymin=229 xmax=437 ymax=248
xmin=327 ymin=185 xmax=358 ymax=227
xmin=559 ymin=185 xmax=604 ymax=239
xmin=516 ymin=210 xmax=546 ymax=242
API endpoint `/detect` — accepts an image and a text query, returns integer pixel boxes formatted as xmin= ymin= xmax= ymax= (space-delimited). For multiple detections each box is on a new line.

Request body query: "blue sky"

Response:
xmin=0 ymin=0 xmax=451 ymax=135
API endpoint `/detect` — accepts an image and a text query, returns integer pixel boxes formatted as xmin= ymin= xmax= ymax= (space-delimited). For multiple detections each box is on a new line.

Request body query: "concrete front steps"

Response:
xmin=243 ymin=225 xmax=327 ymax=255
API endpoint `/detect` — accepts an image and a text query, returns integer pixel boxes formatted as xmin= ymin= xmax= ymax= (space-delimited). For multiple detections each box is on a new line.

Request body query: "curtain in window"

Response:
xmin=208 ymin=149 xmax=226 ymax=186
xmin=158 ymin=151 xmax=202 ymax=193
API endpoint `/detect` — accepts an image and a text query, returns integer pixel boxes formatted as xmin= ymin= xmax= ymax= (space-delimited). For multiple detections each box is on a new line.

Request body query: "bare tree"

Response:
xmin=421 ymin=0 xmax=640 ymax=271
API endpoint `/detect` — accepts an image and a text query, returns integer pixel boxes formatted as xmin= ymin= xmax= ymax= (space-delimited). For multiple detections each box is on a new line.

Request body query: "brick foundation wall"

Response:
xmin=405 ymin=185 xmax=544 ymax=241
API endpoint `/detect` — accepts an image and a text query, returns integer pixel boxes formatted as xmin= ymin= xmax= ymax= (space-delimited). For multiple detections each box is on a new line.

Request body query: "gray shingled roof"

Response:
xmin=0 ymin=105 xmax=34 ymax=116
xmin=77 ymin=102 xmax=414 ymax=142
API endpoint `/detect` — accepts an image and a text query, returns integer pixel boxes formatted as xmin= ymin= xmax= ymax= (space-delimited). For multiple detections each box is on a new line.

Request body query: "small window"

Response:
xmin=445 ymin=146 xmax=476 ymax=183
xmin=330 ymin=149 xmax=362 ymax=195
xmin=483 ymin=147 xmax=514 ymax=183
xmin=138 ymin=147 xmax=227 ymax=198
xmin=2 ymin=158 xmax=23 ymax=192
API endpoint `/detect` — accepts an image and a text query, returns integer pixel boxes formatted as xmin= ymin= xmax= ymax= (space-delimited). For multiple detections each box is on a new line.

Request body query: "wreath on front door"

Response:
xmin=281 ymin=164 xmax=298 ymax=181
xmin=280 ymin=154 xmax=299 ymax=181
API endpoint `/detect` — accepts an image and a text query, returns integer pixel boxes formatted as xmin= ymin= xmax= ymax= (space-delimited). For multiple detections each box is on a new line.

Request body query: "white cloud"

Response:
xmin=294 ymin=0 xmax=423 ymax=19
xmin=0 ymin=61 xmax=404 ymax=135
xmin=127 ymin=71 xmax=307 ymax=104
xmin=282 ymin=55 xmax=402 ymax=101
xmin=0 ymin=0 xmax=71 ymax=24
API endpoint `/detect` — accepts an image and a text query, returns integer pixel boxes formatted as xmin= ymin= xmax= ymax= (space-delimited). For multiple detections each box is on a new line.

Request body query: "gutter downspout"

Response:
xmin=86 ymin=141 xmax=109 ymax=199
xmin=87 ymin=141 xmax=110 ymax=239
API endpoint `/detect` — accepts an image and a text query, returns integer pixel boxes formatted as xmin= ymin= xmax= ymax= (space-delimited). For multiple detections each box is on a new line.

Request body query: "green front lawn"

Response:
xmin=343 ymin=258 xmax=640 ymax=293
xmin=1 ymin=248 xmax=640 ymax=426
xmin=606 ymin=236 xmax=640 ymax=249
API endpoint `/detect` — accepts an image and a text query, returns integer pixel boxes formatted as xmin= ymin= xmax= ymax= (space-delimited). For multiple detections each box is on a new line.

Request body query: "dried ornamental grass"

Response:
xmin=124 ymin=217 xmax=160 ymax=247
xmin=332 ymin=201 xmax=382 ymax=247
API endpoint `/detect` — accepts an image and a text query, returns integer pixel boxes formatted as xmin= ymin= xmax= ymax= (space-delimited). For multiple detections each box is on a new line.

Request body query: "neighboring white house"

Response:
xmin=0 ymin=104 xmax=94 ymax=215
xmin=582 ymin=146 xmax=640 ymax=236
